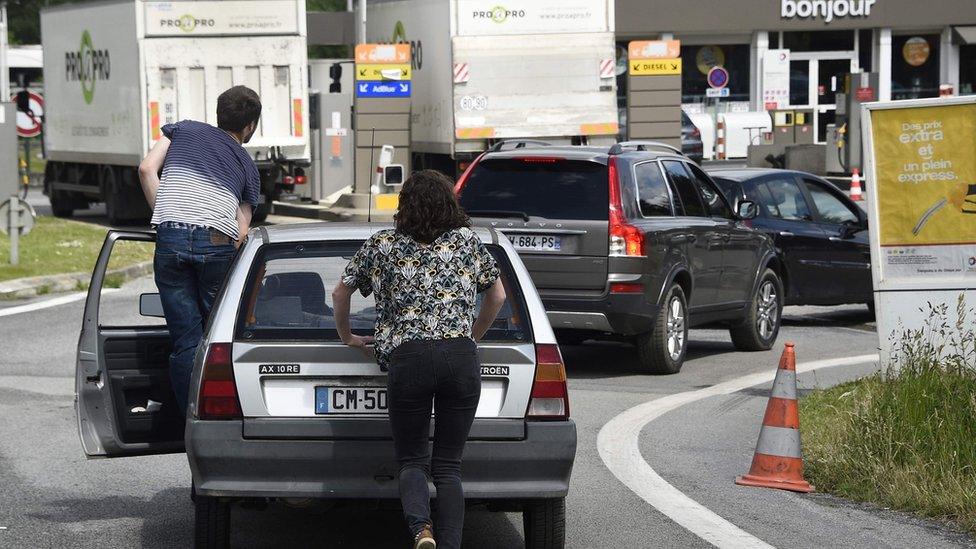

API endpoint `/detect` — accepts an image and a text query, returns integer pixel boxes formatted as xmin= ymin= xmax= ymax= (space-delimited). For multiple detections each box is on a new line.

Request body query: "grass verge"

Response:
xmin=800 ymin=296 xmax=976 ymax=534
xmin=0 ymin=217 xmax=153 ymax=283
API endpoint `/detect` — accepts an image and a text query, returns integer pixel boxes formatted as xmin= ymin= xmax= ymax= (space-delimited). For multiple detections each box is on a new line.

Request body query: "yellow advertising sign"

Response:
xmin=629 ymin=58 xmax=682 ymax=76
xmin=355 ymin=64 xmax=412 ymax=81
xmin=871 ymin=103 xmax=976 ymax=247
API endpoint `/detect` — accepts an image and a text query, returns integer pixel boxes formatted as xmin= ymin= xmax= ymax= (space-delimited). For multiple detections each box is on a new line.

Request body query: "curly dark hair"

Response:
xmin=395 ymin=170 xmax=471 ymax=244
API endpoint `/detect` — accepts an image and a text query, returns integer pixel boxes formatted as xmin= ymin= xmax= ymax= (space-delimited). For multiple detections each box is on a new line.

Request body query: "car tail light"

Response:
xmin=610 ymin=282 xmax=644 ymax=293
xmin=608 ymin=157 xmax=645 ymax=257
xmin=454 ymin=153 xmax=485 ymax=196
xmin=518 ymin=157 xmax=563 ymax=164
xmin=526 ymin=344 xmax=570 ymax=420
xmin=295 ymin=175 xmax=307 ymax=184
xmin=283 ymin=175 xmax=295 ymax=185
xmin=198 ymin=343 xmax=242 ymax=420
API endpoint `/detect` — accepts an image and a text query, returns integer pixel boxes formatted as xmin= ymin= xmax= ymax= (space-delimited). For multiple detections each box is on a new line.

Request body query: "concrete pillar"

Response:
xmin=751 ymin=31 xmax=769 ymax=111
xmin=874 ymin=28 xmax=892 ymax=101
xmin=941 ymin=27 xmax=960 ymax=92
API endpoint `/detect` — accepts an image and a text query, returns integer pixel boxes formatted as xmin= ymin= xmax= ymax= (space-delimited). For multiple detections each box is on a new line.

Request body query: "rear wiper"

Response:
xmin=465 ymin=209 xmax=530 ymax=222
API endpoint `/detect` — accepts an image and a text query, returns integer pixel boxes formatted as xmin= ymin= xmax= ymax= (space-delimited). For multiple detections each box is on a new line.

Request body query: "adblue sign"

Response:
xmin=781 ymin=0 xmax=877 ymax=24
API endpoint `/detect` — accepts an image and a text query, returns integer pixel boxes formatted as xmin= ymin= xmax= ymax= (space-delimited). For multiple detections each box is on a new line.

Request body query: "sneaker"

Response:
xmin=413 ymin=525 xmax=435 ymax=549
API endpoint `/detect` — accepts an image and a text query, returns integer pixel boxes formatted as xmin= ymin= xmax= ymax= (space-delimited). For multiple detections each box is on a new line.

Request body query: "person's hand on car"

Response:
xmin=343 ymin=334 xmax=375 ymax=357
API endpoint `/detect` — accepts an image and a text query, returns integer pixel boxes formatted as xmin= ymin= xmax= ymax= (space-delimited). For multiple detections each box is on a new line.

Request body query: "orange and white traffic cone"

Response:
xmin=735 ymin=343 xmax=814 ymax=493
xmin=849 ymin=169 xmax=863 ymax=201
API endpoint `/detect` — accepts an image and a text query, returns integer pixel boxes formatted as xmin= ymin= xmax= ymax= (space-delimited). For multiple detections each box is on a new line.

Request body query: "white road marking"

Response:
xmin=597 ymin=353 xmax=879 ymax=549
xmin=0 ymin=290 xmax=117 ymax=318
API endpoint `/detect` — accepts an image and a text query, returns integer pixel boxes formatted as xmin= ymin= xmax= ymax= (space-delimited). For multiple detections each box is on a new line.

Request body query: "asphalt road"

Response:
xmin=1 ymin=274 xmax=972 ymax=548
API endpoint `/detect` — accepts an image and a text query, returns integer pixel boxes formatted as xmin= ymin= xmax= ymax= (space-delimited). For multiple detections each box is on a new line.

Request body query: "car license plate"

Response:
xmin=507 ymin=234 xmax=561 ymax=252
xmin=315 ymin=386 xmax=388 ymax=414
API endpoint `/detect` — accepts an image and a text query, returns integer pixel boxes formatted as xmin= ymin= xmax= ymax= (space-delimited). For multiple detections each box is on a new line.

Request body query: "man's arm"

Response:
xmin=235 ymin=203 xmax=253 ymax=247
xmin=137 ymin=136 xmax=171 ymax=209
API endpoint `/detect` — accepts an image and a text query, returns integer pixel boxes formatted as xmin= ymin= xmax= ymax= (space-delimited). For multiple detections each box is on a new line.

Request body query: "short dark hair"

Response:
xmin=217 ymin=86 xmax=261 ymax=132
xmin=395 ymin=170 xmax=470 ymax=244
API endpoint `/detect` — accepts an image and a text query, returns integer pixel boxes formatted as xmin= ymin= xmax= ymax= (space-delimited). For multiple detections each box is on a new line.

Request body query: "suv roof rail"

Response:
xmin=608 ymin=141 xmax=684 ymax=157
xmin=487 ymin=139 xmax=553 ymax=152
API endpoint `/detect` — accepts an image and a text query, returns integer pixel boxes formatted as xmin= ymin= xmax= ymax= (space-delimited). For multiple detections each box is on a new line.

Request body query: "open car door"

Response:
xmin=76 ymin=231 xmax=185 ymax=458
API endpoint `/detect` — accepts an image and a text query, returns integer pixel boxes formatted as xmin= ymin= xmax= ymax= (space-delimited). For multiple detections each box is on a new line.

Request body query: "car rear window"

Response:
xmin=235 ymin=241 xmax=531 ymax=343
xmin=459 ymin=158 xmax=608 ymax=220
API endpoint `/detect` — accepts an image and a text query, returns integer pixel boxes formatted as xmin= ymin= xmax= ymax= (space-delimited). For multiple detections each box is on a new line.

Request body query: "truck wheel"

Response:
xmin=523 ymin=498 xmax=565 ymax=549
xmin=194 ymin=496 xmax=230 ymax=549
xmin=635 ymin=283 xmax=687 ymax=375
xmin=730 ymin=269 xmax=783 ymax=351
xmin=251 ymin=199 xmax=271 ymax=224
xmin=49 ymin=192 xmax=75 ymax=218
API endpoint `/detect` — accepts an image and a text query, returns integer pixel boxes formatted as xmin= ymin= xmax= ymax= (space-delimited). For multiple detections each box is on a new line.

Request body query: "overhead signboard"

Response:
xmin=629 ymin=58 xmax=682 ymax=76
xmin=455 ymin=0 xmax=610 ymax=36
xmin=143 ymin=1 xmax=300 ymax=36
xmin=356 ymin=81 xmax=412 ymax=98
xmin=355 ymin=64 xmax=411 ymax=81
xmin=355 ymin=44 xmax=411 ymax=64
xmin=862 ymin=96 xmax=976 ymax=363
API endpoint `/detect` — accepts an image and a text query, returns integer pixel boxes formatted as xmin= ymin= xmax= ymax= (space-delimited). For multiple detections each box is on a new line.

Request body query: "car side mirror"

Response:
xmin=139 ymin=293 xmax=165 ymax=318
xmin=737 ymin=200 xmax=758 ymax=220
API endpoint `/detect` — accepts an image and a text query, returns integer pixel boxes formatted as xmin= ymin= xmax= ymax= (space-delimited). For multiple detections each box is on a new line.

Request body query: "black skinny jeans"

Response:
xmin=387 ymin=337 xmax=481 ymax=549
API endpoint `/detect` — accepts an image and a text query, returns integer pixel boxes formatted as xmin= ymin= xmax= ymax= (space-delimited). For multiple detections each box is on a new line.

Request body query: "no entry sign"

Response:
xmin=12 ymin=91 xmax=44 ymax=138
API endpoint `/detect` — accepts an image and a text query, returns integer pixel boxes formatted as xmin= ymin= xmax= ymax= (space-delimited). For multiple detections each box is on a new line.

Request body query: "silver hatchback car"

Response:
xmin=75 ymin=223 xmax=576 ymax=548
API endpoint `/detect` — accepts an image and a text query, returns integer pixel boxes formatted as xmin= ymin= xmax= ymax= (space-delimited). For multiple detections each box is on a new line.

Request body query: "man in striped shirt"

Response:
xmin=138 ymin=85 xmax=262 ymax=416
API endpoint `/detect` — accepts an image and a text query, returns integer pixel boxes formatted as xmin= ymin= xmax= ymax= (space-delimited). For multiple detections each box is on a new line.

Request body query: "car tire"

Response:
xmin=194 ymin=496 xmax=230 ymax=549
xmin=523 ymin=498 xmax=565 ymax=549
xmin=49 ymin=192 xmax=74 ymax=218
xmin=252 ymin=198 xmax=271 ymax=224
xmin=730 ymin=269 xmax=783 ymax=352
xmin=635 ymin=283 xmax=688 ymax=375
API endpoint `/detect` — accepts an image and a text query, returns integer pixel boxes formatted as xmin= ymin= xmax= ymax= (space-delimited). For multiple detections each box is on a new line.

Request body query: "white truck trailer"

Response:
xmin=366 ymin=0 xmax=619 ymax=174
xmin=40 ymin=0 xmax=310 ymax=223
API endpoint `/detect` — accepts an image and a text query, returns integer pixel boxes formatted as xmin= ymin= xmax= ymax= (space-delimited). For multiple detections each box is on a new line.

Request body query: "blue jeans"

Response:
xmin=387 ymin=337 xmax=481 ymax=549
xmin=154 ymin=222 xmax=236 ymax=415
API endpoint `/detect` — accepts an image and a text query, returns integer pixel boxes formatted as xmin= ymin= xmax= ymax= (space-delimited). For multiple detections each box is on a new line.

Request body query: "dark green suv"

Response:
xmin=457 ymin=141 xmax=783 ymax=374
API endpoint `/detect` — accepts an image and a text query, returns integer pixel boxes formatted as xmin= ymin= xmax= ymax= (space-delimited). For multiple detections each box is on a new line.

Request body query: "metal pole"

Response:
xmin=9 ymin=195 xmax=19 ymax=266
xmin=0 ymin=4 xmax=9 ymax=101
xmin=357 ymin=0 xmax=366 ymax=44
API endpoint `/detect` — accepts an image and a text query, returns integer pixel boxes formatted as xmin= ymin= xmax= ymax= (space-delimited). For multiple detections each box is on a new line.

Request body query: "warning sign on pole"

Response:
xmin=11 ymin=91 xmax=43 ymax=138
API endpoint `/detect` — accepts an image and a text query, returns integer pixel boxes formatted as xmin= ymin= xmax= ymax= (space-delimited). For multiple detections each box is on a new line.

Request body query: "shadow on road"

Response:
xmin=561 ymin=338 xmax=736 ymax=379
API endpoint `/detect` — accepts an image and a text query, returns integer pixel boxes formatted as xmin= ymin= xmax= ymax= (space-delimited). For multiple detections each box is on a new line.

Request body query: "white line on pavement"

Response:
xmin=0 ymin=290 xmax=117 ymax=318
xmin=597 ymin=353 xmax=879 ymax=549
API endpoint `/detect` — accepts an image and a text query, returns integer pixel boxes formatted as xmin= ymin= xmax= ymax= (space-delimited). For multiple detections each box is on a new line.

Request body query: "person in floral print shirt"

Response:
xmin=332 ymin=170 xmax=506 ymax=549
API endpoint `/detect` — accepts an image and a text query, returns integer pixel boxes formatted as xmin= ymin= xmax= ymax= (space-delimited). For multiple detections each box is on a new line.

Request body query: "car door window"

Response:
xmin=634 ymin=161 xmax=672 ymax=217
xmin=757 ymin=178 xmax=813 ymax=221
xmin=662 ymin=160 xmax=706 ymax=217
xmin=802 ymin=179 xmax=859 ymax=224
xmin=687 ymin=163 xmax=734 ymax=218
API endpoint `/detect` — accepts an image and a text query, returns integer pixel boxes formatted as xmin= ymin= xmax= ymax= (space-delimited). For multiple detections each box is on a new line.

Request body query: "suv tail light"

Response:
xmin=198 ymin=343 xmax=242 ymax=420
xmin=454 ymin=153 xmax=485 ymax=196
xmin=526 ymin=344 xmax=570 ymax=420
xmin=608 ymin=157 xmax=645 ymax=257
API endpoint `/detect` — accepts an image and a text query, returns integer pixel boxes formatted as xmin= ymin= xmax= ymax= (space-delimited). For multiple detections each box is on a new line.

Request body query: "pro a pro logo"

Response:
xmin=65 ymin=30 xmax=110 ymax=104
xmin=160 ymin=14 xmax=217 ymax=32
xmin=472 ymin=5 xmax=526 ymax=23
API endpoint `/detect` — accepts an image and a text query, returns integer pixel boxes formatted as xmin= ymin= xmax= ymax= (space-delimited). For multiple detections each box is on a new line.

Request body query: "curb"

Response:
xmin=0 ymin=261 xmax=153 ymax=301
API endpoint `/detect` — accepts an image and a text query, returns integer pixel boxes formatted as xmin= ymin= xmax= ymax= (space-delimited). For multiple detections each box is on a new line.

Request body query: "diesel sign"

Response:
xmin=781 ymin=0 xmax=876 ymax=23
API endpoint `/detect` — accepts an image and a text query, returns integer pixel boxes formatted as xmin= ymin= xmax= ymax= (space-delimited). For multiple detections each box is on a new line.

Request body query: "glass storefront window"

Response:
xmin=960 ymin=45 xmax=976 ymax=96
xmin=891 ymin=34 xmax=941 ymax=100
xmin=783 ymin=31 xmax=855 ymax=51
xmin=680 ymin=44 xmax=750 ymax=103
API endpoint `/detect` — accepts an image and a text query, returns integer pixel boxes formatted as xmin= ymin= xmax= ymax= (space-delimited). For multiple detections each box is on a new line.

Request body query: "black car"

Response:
xmin=681 ymin=112 xmax=704 ymax=165
xmin=707 ymin=168 xmax=873 ymax=309
xmin=456 ymin=141 xmax=782 ymax=374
